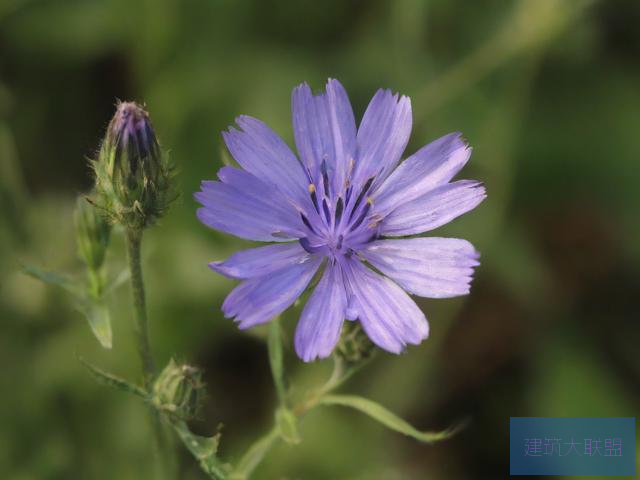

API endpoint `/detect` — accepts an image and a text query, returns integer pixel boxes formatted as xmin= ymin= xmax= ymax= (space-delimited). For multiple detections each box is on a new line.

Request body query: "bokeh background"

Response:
xmin=1 ymin=0 xmax=639 ymax=478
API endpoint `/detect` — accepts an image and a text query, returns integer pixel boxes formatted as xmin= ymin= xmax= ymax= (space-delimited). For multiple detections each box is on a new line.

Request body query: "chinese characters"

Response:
xmin=525 ymin=438 xmax=622 ymax=456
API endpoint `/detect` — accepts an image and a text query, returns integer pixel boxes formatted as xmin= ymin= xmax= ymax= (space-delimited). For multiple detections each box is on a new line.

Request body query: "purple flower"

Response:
xmin=196 ymin=79 xmax=485 ymax=362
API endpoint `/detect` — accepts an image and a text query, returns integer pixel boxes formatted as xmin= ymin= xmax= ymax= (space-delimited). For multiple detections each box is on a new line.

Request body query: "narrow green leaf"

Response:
xmin=79 ymin=357 xmax=147 ymax=399
xmin=24 ymin=264 xmax=114 ymax=349
xmin=22 ymin=264 xmax=80 ymax=295
xmin=319 ymin=394 xmax=466 ymax=443
xmin=104 ymin=268 xmax=130 ymax=296
xmin=267 ymin=319 xmax=286 ymax=406
xmin=77 ymin=299 xmax=112 ymax=349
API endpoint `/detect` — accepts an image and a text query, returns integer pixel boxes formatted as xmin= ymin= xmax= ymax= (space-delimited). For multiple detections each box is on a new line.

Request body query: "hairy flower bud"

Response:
xmin=74 ymin=196 xmax=111 ymax=273
xmin=94 ymin=101 xmax=175 ymax=230
xmin=151 ymin=359 xmax=205 ymax=421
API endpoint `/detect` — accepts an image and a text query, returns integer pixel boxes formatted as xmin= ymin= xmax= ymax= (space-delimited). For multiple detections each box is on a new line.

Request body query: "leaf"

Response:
xmin=319 ymin=394 xmax=467 ymax=444
xmin=174 ymin=421 xmax=220 ymax=459
xmin=76 ymin=299 xmax=113 ymax=349
xmin=174 ymin=422 xmax=228 ymax=479
xmin=104 ymin=268 xmax=130 ymax=296
xmin=24 ymin=264 xmax=114 ymax=349
xmin=275 ymin=407 xmax=300 ymax=445
xmin=22 ymin=264 xmax=80 ymax=295
xmin=267 ymin=319 xmax=287 ymax=406
xmin=79 ymin=356 xmax=147 ymax=399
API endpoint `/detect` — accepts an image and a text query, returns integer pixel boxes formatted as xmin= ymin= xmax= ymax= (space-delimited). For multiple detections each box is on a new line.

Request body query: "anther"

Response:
xmin=322 ymin=198 xmax=331 ymax=222
xmin=350 ymin=176 xmax=375 ymax=220
xmin=350 ymin=201 xmax=372 ymax=231
xmin=308 ymin=183 xmax=319 ymax=212
xmin=321 ymin=161 xmax=330 ymax=197
xmin=300 ymin=213 xmax=316 ymax=233
xmin=334 ymin=197 xmax=344 ymax=225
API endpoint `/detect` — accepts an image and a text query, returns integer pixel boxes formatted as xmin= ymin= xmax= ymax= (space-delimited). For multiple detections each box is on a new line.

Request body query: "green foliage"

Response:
xmin=22 ymin=264 xmax=80 ymax=296
xmin=79 ymin=357 xmax=147 ymax=399
xmin=319 ymin=394 xmax=465 ymax=444
xmin=23 ymin=264 xmax=115 ymax=347
xmin=174 ymin=422 xmax=228 ymax=480
xmin=76 ymin=298 xmax=113 ymax=349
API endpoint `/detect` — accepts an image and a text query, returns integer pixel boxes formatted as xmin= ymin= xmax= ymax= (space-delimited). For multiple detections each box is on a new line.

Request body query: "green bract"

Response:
xmin=151 ymin=359 xmax=205 ymax=421
xmin=74 ymin=196 xmax=111 ymax=274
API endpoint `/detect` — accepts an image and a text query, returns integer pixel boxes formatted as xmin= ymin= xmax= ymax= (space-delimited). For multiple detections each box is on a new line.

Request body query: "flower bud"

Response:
xmin=74 ymin=195 xmax=111 ymax=273
xmin=94 ymin=101 xmax=175 ymax=230
xmin=151 ymin=359 xmax=205 ymax=421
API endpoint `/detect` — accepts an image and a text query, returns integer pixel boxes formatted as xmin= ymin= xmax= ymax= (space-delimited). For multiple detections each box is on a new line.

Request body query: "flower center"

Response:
xmin=298 ymin=176 xmax=379 ymax=258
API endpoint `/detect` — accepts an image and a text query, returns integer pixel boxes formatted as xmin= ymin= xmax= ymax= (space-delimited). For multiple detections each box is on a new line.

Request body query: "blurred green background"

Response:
xmin=1 ymin=0 xmax=639 ymax=478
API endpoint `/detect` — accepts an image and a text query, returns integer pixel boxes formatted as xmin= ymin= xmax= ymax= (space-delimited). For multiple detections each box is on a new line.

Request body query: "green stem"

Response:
xmin=125 ymin=228 xmax=156 ymax=386
xmin=230 ymin=428 xmax=280 ymax=480
xmin=126 ymin=229 xmax=175 ymax=479
xmin=267 ymin=319 xmax=287 ymax=407
xmin=230 ymin=352 xmax=370 ymax=478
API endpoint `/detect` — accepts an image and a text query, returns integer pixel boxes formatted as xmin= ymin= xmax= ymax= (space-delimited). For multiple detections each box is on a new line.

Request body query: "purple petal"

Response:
xmin=222 ymin=255 xmax=322 ymax=329
xmin=380 ymin=180 xmax=486 ymax=236
xmin=342 ymin=258 xmax=428 ymax=354
xmin=374 ymin=132 xmax=472 ymax=215
xmin=222 ymin=116 xmax=310 ymax=208
xmin=292 ymin=79 xmax=356 ymax=194
xmin=352 ymin=88 xmax=412 ymax=189
xmin=361 ymin=238 xmax=480 ymax=298
xmin=210 ymin=242 xmax=311 ymax=279
xmin=295 ymin=262 xmax=347 ymax=362
xmin=195 ymin=169 xmax=304 ymax=241
xmin=215 ymin=166 xmax=304 ymax=229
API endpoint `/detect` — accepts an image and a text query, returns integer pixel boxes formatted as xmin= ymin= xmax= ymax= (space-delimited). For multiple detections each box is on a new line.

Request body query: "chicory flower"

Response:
xmin=196 ymin=79 xmax=485 ymax=361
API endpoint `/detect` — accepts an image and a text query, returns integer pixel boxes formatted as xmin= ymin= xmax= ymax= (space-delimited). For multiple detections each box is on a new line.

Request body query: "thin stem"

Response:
xmin=267 ymin=319 xmax=287 ymax=407
xmin=230 ymin=428 xmax=280 ymax=480
xmin=125 ymin=228 xmax=156 ymax=386
xmin=230 ymin=352 xmax=372 ymax=479
xmin=293 ymin=353 xmax=375 ymax=417
xmin=125 ymin=229 xmax=175 ymax=479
